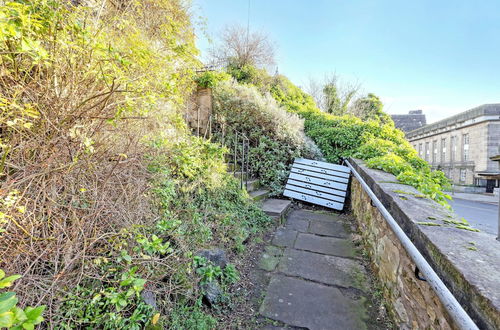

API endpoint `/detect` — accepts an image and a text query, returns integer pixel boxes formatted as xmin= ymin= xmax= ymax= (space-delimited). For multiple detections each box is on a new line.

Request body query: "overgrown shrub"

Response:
xmin=266 ymin=75 xmax=452 ymax=205
xmin=0 ymin=1 xmax=269 ymax=327
xmin=212 ymin=79 xmax=310 ymax=194
xmin=195 ymin=71 xmax=231 ymax=89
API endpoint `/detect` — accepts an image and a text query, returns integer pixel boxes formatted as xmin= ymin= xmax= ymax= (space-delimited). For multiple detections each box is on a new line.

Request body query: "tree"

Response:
xmin=351 ymin=93 xmax=392 ymax=124
xmin=209 ymin=24 xmax=276 ymax=69
xmin=306 ymin=74 xmax=359 ymax=115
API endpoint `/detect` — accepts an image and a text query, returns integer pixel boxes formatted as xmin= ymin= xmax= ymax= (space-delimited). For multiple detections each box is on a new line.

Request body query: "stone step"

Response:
xmin=250 ymin=189 xmax=270 ymax=202
xmin=261 ymin=198 xmax=292 ymax=221
xmin=246 ymin=179 xmax=261 ymax=192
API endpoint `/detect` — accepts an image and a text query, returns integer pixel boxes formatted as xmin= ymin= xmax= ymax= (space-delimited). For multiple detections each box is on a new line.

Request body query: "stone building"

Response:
xmin=406 ymin=104 xmax=500 ymax=192
xmin=391 ymin=110 xmax=427 ymax=133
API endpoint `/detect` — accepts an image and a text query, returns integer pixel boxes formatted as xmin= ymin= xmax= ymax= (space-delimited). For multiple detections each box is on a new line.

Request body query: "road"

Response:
xmin=449 ymin=198 xmax=498 ymax=235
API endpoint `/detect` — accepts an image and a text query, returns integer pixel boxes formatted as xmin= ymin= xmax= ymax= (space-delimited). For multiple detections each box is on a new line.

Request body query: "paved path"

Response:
xmin=449 ymin=198 xmax=498 ymax=235
xmin=451 ymin=192 xmax=498 ymax=205
xmin=257 ymin=209 xmax=374 ymax=330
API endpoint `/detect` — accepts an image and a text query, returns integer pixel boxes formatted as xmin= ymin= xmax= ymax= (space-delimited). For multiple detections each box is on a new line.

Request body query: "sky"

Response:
xmin=191 ymin=0 xmax=500 ymax=123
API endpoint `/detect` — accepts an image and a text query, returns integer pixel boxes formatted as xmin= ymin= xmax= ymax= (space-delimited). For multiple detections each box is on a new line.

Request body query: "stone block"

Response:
xmin=259 ymin=274 xmax=368 ymax=330
xmin=294 ymin=232 xmax=356 ymax=258
xmin=271 ymin=228 xmax=297 ymax=248
xmin=277 ymin=248 xmax=368 ymax=291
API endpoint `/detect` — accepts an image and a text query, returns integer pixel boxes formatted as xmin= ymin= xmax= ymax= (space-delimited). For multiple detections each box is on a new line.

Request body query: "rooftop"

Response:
xmin=406 ymin=104 xmax=500 ymax=138
xmin=391 ymin=110 xmax=427 ymax=133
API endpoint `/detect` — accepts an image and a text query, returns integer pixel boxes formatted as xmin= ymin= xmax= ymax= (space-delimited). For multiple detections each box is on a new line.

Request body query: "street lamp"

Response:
xmin=490 ymin=155 xmax=500 ymax=241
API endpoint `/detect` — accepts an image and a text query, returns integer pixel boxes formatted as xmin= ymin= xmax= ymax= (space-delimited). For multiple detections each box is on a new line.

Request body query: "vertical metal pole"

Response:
xmin=197 ymin=107 xmax=200 ymax=137
xmin=233 ymin=131 xmax=237 ymax=175
xmin=497 ymin=191 xmax=500 ymax=241
xmin=209 ymin=115 xmax=212 ymax=140
xmin=240 ymin=136 xmax=244 ymax=190
xmin=245 ymin=139 xmax=248 ymax=188
xmin=245 ymin=139 xmax=249 ymax=189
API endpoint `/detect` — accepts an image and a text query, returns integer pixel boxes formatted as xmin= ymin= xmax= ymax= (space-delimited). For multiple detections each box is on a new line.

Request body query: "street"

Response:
xmin=449 ymin=198 xmax=498 ymax=235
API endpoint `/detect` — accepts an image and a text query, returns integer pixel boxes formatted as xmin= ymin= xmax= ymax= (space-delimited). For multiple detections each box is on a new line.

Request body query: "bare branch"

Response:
xmin=209 ymin=24 xmax=276 ymax=68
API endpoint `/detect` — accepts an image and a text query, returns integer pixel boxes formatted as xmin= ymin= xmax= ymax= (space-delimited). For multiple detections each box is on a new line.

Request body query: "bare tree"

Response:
xmin=306 ymin=73 xmax=360 ymax=114
xmin=209 ymin=24 xmax=276 ymax=68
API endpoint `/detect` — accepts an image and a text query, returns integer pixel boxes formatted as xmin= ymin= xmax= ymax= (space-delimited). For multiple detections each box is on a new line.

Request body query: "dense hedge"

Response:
xmin=267 ymin=75 xmax=451 ymax=206
xmin=211 ymin=79 xmax=315 ymax=194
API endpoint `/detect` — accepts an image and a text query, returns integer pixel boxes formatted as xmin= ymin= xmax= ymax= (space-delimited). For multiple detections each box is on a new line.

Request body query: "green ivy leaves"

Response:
xmin=0 ymin=269 xmax=45 ymax=329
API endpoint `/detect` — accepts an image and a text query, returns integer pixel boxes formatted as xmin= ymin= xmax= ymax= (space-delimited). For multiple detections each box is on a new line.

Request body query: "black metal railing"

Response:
xmin=231 ymin=130 xmax=249 ymax=190
xmin=190 ymin=110 xmax=250 ymax=191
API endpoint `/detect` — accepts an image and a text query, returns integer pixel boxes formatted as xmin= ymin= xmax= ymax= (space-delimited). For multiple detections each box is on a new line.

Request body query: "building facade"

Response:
xmin=406 ymin=104 xmax=500 ymax=192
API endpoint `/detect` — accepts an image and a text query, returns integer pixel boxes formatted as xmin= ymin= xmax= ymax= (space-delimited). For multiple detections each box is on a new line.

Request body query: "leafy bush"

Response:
xmin=167 ymin=301 xmax=217 ymax=330
xmin=0 ymin=0 xmax=269 ymax=327
xmin=0 ymin=269 xmax=45 ymax=329
xmin=266 ymin=75 xmax=451 ymax=205
xmin=212 ymin=79 xmax=310 ymax=194
xmin=195 ymin=71 xmax=231 ymax=89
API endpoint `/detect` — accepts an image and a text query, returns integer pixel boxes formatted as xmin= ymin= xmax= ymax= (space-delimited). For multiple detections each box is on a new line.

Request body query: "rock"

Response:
xmin=196 ymin=248 xmax=228 ymax=268
xmin=140 ymin=289 xmax=157 ymax=309
xmin=201 ymin=281 xmax=223 ymax=306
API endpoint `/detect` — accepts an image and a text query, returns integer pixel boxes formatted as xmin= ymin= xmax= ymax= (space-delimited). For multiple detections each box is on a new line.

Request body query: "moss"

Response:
xmin=416 ymin=222 xmax=442 ymax=226
xmin=455 ymin=225 xmax=480 ymax=232
xmin=393 ymin=189 xmax=426 ymax=199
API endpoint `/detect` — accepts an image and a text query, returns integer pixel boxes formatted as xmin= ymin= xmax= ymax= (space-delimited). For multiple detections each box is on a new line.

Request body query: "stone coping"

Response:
xmin=406 ymin=103 xmax=500 ymax=138
xmin=349 ymin=158 xmax=500 ymax=329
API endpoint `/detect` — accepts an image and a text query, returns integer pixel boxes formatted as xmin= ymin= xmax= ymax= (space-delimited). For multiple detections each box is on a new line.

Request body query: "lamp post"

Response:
xmin=490 ymin=155 xmax=500 ymax=241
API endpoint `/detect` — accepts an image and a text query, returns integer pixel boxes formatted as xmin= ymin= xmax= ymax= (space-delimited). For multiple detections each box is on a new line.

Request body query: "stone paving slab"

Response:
xmin=262 ymin=199 xmax=292 ymax=216
xmin=294 ymin=232 xmax=356 ymax=258
xmin=271 ymin=228 xmax=297 ymax=247
xmin=285 ymin=217 xmax=309 ymax=232
xmin=277 ymin=249 xmax=367 ymax=291
xmin=288 ymin=209 xmax=342 ymax=223
xmin=260 ymin=274 xmax=367 ymax=330
xmin=308 ymin=218 xmax=348 ymax=238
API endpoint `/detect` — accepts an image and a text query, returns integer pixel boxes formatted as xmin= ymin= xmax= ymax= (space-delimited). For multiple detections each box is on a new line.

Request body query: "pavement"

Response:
xmin=450 ymin=192 xmax=499 ymax=205
xmin=449 ymin=198 xmax=499 ymax=236
xmin=258 ymin=209 xmax=376 ymax=330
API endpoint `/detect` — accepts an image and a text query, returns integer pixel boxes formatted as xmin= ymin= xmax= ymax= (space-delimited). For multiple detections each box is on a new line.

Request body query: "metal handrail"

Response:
xmin=233 ymin=131 xmax=249 ymax=190
xmin=191 ymin=109 xmax=250 ymax=191
xmin=344 ymin=159 xmax=478 ymax=330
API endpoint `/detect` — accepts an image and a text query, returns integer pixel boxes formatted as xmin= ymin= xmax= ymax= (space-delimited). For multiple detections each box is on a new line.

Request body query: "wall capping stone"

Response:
xmin=348 ymin=158 xmax=500 ymax=329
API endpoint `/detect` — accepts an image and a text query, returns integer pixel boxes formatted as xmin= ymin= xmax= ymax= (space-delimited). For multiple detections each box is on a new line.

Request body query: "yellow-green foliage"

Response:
xmin=0 ymin=1 xmax=268 ymax=328
xmin=212 ymin=79 xmax=310 ymax=194
xmin=266 ymin=73 xmax=451 ymax=205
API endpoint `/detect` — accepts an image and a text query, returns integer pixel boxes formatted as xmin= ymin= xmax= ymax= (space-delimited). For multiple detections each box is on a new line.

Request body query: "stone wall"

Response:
xmin=186 ymin=87 xmax=212 ymax=135
xmin=348 ymin=159 xmax=500 ymax=329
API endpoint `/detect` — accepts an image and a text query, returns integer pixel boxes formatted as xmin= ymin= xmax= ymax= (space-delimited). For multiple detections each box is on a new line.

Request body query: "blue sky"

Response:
xmin=192 ymin=0 xmax=500 ymax=123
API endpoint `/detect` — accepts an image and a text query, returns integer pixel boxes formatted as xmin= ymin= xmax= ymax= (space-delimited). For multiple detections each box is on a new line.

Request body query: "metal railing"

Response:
xmin=231 ymin=130 xmax=250 ymax=190
xmin=344 ymin=159 xmax=478 ymax=330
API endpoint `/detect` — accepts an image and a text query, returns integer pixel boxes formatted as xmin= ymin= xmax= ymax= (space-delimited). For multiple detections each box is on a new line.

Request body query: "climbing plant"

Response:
xmin=266 ymin=74 xmax=451 ymax=205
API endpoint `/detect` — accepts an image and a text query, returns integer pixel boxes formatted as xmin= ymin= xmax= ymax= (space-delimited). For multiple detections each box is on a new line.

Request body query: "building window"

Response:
xmin=460 ymin=169 xmax=466 ymax=182
xmin=425 ymin=142 xmax=430 ymax=162
xmin=441 ymin=138 xmax=446 ymax=163
xmin=432 ymin=140 xmax=437 ymax=164
xmin=463 ymin=133 xmax=469 ymax=161
xmin=450 ymin=136 xmax=457 ymax=162
xmin=418 ymin=143 xmax=423 ymax=158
